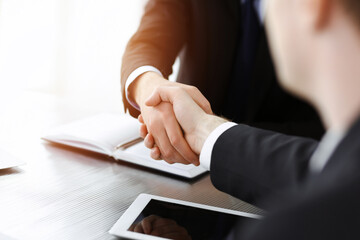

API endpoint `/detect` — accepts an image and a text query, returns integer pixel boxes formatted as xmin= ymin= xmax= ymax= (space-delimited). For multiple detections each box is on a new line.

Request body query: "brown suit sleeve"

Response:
xmin=121 ymin=0 xmax=190 ymax=117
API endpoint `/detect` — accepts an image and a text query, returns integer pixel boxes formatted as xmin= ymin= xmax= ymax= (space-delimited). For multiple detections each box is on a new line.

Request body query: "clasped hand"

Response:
xmin=139 ymin=85 xmax=227 ymax=166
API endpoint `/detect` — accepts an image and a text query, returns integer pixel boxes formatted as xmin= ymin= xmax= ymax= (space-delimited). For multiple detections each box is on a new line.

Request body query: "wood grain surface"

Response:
xmin=0 ymin=90 xmax=262 ymax=240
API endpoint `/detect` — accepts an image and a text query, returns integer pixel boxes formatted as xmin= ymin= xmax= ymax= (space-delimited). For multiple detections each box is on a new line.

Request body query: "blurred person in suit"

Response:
xmin=142 ymin=0 xmax=360 ymax=238
xmin=121 ymin=0 xmax=323 ymax=165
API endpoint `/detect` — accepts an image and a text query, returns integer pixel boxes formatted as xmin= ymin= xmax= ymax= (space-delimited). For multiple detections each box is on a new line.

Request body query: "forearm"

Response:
xmin=191 ymin=115 xmax=229 ymax=155
xmin=209 ymin=124 xmax=318 ymax=206
xmin=250 ymin=120 xmax=324 ymax=140
xmin=121 ymin=0 xmax=190 ymax=116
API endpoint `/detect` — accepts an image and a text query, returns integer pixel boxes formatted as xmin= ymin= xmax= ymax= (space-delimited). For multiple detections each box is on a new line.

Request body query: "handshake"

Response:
xmin=136 ymin=79 xmax=228 ymax=166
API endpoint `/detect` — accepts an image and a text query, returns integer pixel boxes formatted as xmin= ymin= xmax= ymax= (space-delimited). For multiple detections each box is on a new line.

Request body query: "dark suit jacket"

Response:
xmin=121 ymin=0 xmax=324 ymax=139
xmin=211 ymin=117 xmax=360 ymax=239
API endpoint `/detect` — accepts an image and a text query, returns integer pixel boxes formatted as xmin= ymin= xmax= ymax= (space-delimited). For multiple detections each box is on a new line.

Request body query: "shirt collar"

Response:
xmin=309 ymin=129 xmax=345 ymax=173
xmin=241 ymin=0 xmax=265 ymax=24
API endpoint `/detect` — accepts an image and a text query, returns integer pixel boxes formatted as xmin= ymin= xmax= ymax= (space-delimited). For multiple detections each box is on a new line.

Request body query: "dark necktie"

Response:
xmin=223 ymin=0 xmax=261 ymax=122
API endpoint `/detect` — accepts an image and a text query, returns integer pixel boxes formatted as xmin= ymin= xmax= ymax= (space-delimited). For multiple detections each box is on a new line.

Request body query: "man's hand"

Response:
xmin=129 ymin=72 xmax=213 ymax=165
xmin=143 ymin=86 xmax=228 ymax=156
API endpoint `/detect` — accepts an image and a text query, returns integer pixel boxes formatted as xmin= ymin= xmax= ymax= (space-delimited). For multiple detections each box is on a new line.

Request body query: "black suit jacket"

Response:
xmin=211 ymin=117 xmax=360 ymax=239
xmin=121 ymin=0 xmax=323 ymax=139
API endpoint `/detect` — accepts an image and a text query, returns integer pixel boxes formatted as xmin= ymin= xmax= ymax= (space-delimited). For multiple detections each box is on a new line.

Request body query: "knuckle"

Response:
xmin=151 ymin=149 xmax=160 ymax=160
xmin=153 ymin=85 xmax=163 ymax=93
xmin=162 ymin=149 xmax=173 ymax=160
xmin=163 ymin=153 xmax=171 ymax=160
xmin=179 ymin=86 xmax=187 ymax=93
xmin=144 ymin=140 xmax=152 ymax=149
xmin=205 ymin=99 xmax=211 ymax=107
xmin=173 ymin=155 xmax=186 ymax=164
xmin=189 ymin=85 xmax=199 ymax=93
xmin=146 ymin=117 xmax=153 ymax=128
xmin=147 ymin=118 xmax=159 ymax=131
xmin=140 ymin=125 xmax=147 ymax=136
xmin=205 ymin=101 xmax=212 ymax=112
xmin=169 ymin=135 xmax=180 ymax=146
xmin=164 ymin=159 xmax=174 ymax=164
xmin=160 ymin=110 xmax=169 ymax=120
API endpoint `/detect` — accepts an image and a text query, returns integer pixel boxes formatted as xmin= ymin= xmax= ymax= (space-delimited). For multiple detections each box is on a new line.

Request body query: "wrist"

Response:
xmin=129 ymin=72 xmax=165 ymax=108
xmin=192 ymin=114 xmax=228 ymax=154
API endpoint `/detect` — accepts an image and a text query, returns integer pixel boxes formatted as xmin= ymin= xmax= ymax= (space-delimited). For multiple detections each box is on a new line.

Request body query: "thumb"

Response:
xmin=145 ymin=89 xmax=163 ymax=107
xmin=145 ymin=87 xmax=175 ymax=107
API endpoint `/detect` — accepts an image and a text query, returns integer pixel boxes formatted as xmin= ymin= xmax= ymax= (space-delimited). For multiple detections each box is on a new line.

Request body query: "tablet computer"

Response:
xmin=109 ymin=194 xmax=261 ymax=240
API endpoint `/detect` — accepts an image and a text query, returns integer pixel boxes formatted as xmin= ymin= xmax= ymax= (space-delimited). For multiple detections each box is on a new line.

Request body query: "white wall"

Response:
xmin=0 ymin=0 xmax=148 ymax=113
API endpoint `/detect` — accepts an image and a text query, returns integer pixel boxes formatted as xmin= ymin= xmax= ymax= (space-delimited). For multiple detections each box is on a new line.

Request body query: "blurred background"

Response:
xmin=0 ymin=0 xmax=166 ymax=114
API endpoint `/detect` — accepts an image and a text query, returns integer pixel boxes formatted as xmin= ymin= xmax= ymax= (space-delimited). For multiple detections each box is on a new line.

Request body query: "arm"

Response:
xmin=121 ymin=0 xmax=190 ymax=117
xmin=145 ymin=86 xmax=318 ymax=204
xmin=121 ymin=0 xmax=214 ymax=165
xmin=145 ymin=87 xmax=357 ymax=239
xmin=210 ymin=124 xmax=318 ymax=205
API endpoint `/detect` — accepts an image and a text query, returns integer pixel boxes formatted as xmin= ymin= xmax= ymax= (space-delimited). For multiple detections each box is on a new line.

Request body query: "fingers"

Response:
xmin=152 ymin=124 xmax=190 ymax=165
xmin=185 ymin=85 xmax=213 ymax=115
xmin=138 ymin=114 xmax=144 ymax=124
xmin=149 ymin=218 xmax=191 ymax=240
xmin=140 ymin=100 xmax=200 ymax=165
xmin=142 ymin=128 xmax=188 ymax=163
xmin=137 ymin=215 xmax=191 ymax=240
xmin=128 ymin=223 xmax=136 ymax=232
xmin=148 ymin=103 xmax=193 ymax=165
xmin=145 ymin=86 xmax=183 ymax=107
xmin=140 ymin=124 xmax=148 ymax=139
xmin=145 ymin=88 xmax=164 ymax=107
xmin=162 ymin=112 xmax=199 ymax=165
xmin=140 ymin=102 xmax=198 ymax=164
xmin=140 ymin=215 xmax=159 ymax=234
xmin=151 ymin=217 xmax=177 ymax=229
xmin=133 ymin=223 xmax=145 ymax=233
xmin=145 ymin=88 xmax=168 ymax=107
xmin=150 ymin=146 xmax=162 ymax=160
xmin=143 ymin=134 xmax=161 ymax=161
xmin=145 ymin=85 xmax=213 ymax=116
xmin=144 ymin=133 xmax=155 ymax=148
xmin=139 ymin=115 xmax=148 ymax=139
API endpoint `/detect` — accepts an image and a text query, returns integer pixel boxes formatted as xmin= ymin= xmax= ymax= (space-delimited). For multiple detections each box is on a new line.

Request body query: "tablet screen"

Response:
xmin=128 ymin=199 xmax=258 ymax=240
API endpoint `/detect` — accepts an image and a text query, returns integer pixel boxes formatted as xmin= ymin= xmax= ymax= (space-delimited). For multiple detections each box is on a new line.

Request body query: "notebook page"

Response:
xmin=44 ymin=114 xmax=140 ymax=154
xmin=0 ymin=149 xmax=25 ymax=170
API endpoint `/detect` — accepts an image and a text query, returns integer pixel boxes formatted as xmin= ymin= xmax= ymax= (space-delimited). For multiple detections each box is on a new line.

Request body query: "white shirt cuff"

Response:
xmin=125 ymin=66 xmax=163 ymax=111
xmin=199 ymin=122 xmax=237 ymax=171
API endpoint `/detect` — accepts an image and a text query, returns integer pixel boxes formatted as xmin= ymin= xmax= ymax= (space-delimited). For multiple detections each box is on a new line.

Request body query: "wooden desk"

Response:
xmin=0 ymin=90 xmax=262 ymax=240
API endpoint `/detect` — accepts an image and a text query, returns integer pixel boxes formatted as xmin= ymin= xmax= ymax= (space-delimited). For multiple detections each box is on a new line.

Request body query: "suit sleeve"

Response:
xmin=121 ymin=0 xmax=190 ymax=117
xmin=210 ymin=124 xmax=318 ymax=206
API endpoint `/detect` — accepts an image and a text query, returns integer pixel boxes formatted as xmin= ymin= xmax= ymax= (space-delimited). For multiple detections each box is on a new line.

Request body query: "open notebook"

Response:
xmin=42 ymin=114 xmax=207 ymax=179
xmin=0 ymin=148 xmax=25 ymax=170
